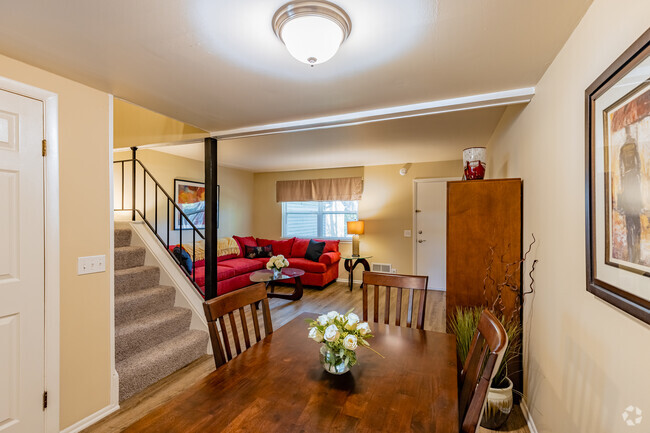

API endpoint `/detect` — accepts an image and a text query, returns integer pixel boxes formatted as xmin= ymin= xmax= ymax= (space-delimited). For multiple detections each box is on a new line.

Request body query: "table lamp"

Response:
xmin=347 ymin=220 xmax=365 ymax=256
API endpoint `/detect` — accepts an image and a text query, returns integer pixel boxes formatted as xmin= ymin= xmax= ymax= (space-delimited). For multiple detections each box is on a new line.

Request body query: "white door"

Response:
xmin=415 ymin=180 xmax=451 ymax=290
xmin=0 ymin=89 xmax=45 ymax=433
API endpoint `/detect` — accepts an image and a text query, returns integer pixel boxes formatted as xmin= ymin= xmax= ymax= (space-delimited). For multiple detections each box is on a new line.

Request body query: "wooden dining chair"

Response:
xmin=202 ymin=283 xmax=273 ymax=369
xmin=458 ymin=309 xmax=508 ymax=433
xmin=362 ymin=271 xmax=429 ymax=330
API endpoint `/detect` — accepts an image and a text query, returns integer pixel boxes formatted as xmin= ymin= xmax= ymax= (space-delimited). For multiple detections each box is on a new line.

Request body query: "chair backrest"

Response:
xmin=362 ymin=271 xmax=429 ymax=330
xmin=202 ymin=283 xmax=273 ymax=369
xmin=458 ymin=309 xmax=508 ymax=433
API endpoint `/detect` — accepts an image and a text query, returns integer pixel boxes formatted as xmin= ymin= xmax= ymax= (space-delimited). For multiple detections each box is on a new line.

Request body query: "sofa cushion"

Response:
xmin=216 ymin=265 xmax=236 ymax=280
xmin=291 ymin=238 xmax=340 ymax=257
xmin=287 ymin=257 xmax=327 ymax=273
xmin=256 ymin=237 xmax=295 ymax=257
xmin=319 ymin=252 xmax=341 ymax=266
xmin=219 ymin=258 xmax=264 ymax=276
xmin=233 ymin=236 xmax=257 ymax=258
xmin=217 ymin=254 xmax=237 ymax=263
xmin=305 ymin=240 xmax=325 ymax=262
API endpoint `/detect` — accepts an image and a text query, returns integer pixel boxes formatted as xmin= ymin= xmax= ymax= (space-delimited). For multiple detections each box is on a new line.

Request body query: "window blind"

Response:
xmin=276 ymin=177 xmax=363 ymax=202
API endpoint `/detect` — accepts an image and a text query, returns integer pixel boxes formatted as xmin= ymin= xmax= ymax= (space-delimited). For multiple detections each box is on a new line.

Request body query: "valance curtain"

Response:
xmin=276 ymin=177 xmax=364 ymax=202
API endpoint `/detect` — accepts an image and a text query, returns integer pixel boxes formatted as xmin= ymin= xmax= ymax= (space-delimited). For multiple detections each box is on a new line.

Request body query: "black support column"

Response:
xmin=204 ymin=137 xmax=219 ymax=300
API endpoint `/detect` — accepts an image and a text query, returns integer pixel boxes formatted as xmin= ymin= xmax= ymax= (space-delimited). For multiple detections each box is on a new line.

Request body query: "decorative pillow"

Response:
xmin=244 ymin=244 xmax=273 ymax=259
xmin=217 ymin=237 xmax=239 ymax=257
xmin=305 ymin=240 xmax=326 ymax=262
xmin=172 ymin=246 xmax=193 ymax=274
xmin=233 ymin=235 xmax=257 ymax=258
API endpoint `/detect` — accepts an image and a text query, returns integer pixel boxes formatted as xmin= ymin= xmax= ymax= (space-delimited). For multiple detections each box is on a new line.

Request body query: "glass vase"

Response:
xmin=319 ymin=345 xmax=350 ymax=375
xmin=273 ymin=268 xmax=282 ymax=279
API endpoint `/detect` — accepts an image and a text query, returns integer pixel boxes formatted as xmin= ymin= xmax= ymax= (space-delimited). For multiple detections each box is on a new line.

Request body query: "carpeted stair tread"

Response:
xmin=116 ymin=329 xmax=209 ymax=401
xmin=116 ymin=307 xmax=192 ymax=363
xmin=114 ymin=227 xmax=132 ymax=248
xmin=115 ymin=266 xmax=160 ymax=294
xmin=114 ymin=245 xmax=146 ymax=270
xmin=115 ymin=285 xmax=176 ymax=325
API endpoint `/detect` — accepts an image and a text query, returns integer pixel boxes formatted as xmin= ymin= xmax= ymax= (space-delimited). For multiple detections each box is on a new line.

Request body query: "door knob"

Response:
xmin=418 ymin=239 xmax=426 ymax=243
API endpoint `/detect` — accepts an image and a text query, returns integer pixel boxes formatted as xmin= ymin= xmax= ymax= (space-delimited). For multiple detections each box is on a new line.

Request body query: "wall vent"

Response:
xmin=371 ymin=263 xmax=392 ymax=273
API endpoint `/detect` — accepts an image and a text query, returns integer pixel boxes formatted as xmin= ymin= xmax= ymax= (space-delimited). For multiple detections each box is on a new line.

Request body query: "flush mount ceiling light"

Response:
xmin=273 ymin=1 xmax=351 ymax=66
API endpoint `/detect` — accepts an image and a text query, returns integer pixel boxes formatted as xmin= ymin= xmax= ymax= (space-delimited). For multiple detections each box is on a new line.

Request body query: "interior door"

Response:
xmin=0 ymin=89 xmax=45 ymax=432
xmin=415 ymin=180 xmax=449 ymax=290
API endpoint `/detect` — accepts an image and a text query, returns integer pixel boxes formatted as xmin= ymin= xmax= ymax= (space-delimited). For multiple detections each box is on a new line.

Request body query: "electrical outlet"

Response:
xmin=78 ymin=255 xmax=106 ymax=275
xmin=404 ymin=230 xmax=412 ymax=237
xmin=391 ymin=269 xmax=397 ymax=274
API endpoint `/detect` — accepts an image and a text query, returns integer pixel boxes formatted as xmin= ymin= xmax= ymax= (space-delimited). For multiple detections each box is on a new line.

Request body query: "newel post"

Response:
xmin=204 ymin=137 xmax=219 ymax=300
xmin=131 ymin=146 xmax=137 ymax=221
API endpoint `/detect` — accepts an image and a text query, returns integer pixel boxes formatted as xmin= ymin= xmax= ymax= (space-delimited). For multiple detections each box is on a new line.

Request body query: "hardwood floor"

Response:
xmin=83 ymin=282 xmax=528 ymax=433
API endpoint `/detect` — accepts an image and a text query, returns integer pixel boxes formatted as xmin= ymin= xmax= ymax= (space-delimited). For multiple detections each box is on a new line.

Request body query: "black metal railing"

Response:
xmin=114 ymin=148 xmax=205 ymax=297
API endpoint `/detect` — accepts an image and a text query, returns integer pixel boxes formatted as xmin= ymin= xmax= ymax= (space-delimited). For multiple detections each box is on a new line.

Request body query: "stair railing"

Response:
xmin=114 ymin=147 xmax=205 ymax=297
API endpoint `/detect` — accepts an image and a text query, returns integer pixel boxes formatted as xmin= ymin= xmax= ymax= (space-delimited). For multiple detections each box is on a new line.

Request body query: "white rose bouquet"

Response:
xmin=307 ymin=310 xmax=381 ymax=374
xmin=266 ymin=254 xmax=289 ymax=272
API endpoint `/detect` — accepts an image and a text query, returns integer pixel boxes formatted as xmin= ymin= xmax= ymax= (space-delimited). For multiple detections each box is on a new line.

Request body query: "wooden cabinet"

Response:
xmin=446 ymin=178 xmax=523 ymax=391
xmin=446 ymin=179 xmax=522 ymax=323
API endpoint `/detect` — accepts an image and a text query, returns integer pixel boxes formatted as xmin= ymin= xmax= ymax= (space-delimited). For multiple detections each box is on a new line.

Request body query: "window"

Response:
xmin=282 ymin=200 xmax=359 ymax=239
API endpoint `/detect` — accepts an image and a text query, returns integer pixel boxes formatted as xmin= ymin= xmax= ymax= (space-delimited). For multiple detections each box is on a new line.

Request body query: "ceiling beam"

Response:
xmin=211 ymin=87 xmax=534 ymax=140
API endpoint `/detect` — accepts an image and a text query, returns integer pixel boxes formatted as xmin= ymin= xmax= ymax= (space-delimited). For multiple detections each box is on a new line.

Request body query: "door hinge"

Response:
xmin=42 ymin=139 xmax=47 ymax=157
xmin=415 ymin=209 xmax=421 ymax=213
xmin=42 ymin=391 xmax=48 ymax=410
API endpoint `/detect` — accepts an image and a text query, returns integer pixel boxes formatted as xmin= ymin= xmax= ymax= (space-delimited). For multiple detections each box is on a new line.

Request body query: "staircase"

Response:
xmin=114 ymin=225 xmax=208 ymax=401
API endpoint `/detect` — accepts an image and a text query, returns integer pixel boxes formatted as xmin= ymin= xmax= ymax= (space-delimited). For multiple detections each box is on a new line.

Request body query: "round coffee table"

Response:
xmin=250 ymin=267 xmax=305 ymax=301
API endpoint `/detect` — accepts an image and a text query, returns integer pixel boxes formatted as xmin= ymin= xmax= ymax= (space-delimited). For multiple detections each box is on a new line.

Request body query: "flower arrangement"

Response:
xmin=307 ymin=310 xmax=380 ymax=374
xmin=266 ymin=254 xmax=289 ymax=273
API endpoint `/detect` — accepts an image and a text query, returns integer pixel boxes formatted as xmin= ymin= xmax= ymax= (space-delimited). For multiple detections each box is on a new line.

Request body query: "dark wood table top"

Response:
xmin=124 ymin=313 xmax=459 ymax=433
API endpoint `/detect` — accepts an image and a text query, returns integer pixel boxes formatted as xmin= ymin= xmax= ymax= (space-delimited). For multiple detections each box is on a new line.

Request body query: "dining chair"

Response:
xmin=458 ymin=309 xmax=508 ymax=433
xmin=202 ymin=283 xmax=273 ymax=369
xmin=361 ymin=271 xmax=429 ymax=330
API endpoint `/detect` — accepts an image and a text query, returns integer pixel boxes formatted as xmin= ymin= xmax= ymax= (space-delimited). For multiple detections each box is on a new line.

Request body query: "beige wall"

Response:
xmin=114 ymin=149 xmax=254 ymax=242
xmin=0 ymin=54 xmax=112 ymax=428
xmin=113 ymin=98 xmax=207 ymax=149
xmin=486 ymin=1 xmax=650 ymax=431
xmin=252 ymin=161 xmax=461 ymax=277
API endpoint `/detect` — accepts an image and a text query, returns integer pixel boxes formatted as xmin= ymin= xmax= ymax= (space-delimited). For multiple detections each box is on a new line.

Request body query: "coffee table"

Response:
xmin=249 ymin=267 xmax=305 ymax=301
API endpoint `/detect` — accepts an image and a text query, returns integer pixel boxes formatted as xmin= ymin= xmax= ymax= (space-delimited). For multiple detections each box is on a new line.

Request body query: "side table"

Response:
xmin=342 ymin=255 xmax=372 ymax=291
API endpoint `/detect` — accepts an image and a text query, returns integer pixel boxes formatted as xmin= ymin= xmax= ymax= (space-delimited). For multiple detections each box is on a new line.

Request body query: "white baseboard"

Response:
xmin=60 ymin=402 xmax=120 ymax=433
xmin=337 ymin=278 xmax=361 ymax=285
xmin=520 ymin=399 xmax=538 ymax=433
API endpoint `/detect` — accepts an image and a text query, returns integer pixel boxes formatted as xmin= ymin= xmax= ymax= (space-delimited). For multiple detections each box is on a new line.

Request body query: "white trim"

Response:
xmin=412 ymin=177 xmax=461 ymax=278
xmin=212 ymin=88 xmax=535 ymax=140
xmin=337 ymin=277 xmax=362 ymax=285
xmin=519 ymin=399 xmax=539 ymax=433
xmin=107 ymin=95 xmax=120 ymax=408
xmin=59 ymin=403 xmax=120 ymax=433
xmin=0 ymin=75 xmax=61 ymax=433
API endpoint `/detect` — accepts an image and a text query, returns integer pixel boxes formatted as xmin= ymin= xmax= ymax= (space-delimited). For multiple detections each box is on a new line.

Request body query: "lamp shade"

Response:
xmin=347 ymin=220 xmax=365 ymax=235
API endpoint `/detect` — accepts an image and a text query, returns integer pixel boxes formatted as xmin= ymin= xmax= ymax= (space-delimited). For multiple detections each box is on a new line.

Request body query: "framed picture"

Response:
xmin=586 ymin=28 xmax=650 ymax=324
xmin=174 ymin=179 xmax=208 ymax=230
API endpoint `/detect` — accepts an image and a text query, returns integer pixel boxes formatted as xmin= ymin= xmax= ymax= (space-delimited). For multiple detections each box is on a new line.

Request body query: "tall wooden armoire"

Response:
xmin=446 ymin=178 xmax=523 ymax=390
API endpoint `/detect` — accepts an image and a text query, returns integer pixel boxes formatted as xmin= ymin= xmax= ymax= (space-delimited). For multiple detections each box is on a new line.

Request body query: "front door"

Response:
xmin=415 ymin=180 xmax=451 ymax=290
xmin=0 ymin=88 xmax=45 ymax=432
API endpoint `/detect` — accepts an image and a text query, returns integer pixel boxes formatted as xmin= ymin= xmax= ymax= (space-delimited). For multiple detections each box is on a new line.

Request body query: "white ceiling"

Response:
xmin=0 ymin=0 xmax=592 ymax=132
xmin=151 ymin=105 xmax=509 ymax=172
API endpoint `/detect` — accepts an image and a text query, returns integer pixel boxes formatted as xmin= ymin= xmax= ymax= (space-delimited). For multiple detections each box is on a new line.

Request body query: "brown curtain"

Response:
xmin=276 ymin=177 xmax=364 ymax=202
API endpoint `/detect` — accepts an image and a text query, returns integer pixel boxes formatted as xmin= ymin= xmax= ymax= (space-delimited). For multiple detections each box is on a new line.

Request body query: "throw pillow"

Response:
xmin=172 ymin=246 xmax=193 ymax=274
xmin=244 ymin=244 xmax=273 ymax=259
xmin=305 ymin=240 xmax=326 ymax=262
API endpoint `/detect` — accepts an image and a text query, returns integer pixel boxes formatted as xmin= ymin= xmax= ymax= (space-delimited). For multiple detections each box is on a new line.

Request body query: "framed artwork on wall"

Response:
xmin=585 ymin=28 xmax=650 ymax=324
xmin=174 ymin=179 xmax=209 ymax=230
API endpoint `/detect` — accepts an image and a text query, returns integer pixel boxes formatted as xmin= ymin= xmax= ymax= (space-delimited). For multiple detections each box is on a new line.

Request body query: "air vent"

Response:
xmin=371 ymin=263 xmax=392 ymax=273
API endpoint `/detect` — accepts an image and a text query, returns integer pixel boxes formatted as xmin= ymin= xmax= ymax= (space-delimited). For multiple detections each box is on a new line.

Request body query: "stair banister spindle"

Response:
xmin=131 ymin=147 xmax=137 ymax=221
xmin=121 ymin=161 xmax=125 ymax=210
xmin=154 ymin=186 xmax=158 ymax=234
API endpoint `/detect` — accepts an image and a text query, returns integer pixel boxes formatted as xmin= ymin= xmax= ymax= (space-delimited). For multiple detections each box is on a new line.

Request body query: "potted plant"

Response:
xmin=449 ymin=306 xmax=522 ymax=429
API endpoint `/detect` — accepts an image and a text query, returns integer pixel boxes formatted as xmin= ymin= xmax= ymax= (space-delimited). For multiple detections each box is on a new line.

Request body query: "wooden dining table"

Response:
xmin=124 ymin=312 xmax=459 ymax=432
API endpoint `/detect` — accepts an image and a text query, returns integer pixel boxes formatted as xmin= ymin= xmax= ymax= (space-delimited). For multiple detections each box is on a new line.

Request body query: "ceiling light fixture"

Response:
xmin=273 ymin=1 xmax=351 ymax=66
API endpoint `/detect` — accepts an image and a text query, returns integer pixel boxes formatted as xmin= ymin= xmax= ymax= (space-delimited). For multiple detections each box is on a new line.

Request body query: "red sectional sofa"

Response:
xmin=174 ymin=237 xmax=341 ymax=297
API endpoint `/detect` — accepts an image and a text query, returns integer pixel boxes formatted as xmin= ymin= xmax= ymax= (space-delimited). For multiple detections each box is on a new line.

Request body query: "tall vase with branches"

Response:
xmin=449 ymin=234 xmax=537 ymax=429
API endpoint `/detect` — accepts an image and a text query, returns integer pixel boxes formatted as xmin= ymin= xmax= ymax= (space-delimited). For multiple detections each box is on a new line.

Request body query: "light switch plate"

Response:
xmin=78 ymin=255 xmax=106 ymax=275
xmin=404 ymin=230 xmax=412 ymax=237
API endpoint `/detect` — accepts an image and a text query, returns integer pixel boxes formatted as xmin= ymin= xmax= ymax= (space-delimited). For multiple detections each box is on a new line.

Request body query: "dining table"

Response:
xmin=124 ymin=312 xmax=459 ymax=432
